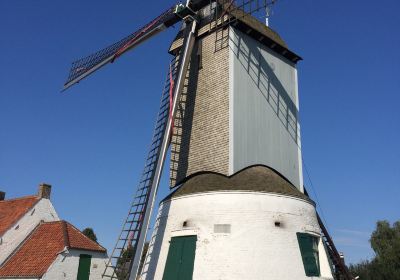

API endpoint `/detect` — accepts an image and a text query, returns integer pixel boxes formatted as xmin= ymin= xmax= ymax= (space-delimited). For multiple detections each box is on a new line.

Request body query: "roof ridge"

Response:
xmin=61 ymin=221 xmax=70 ymax=248
xmin=41 ymin=220 xmax=63 ymax=225
xmin=0 ymin=195 xmax=38 ymax=203
xmin=27 ymin=220 xmax=106 ymax=252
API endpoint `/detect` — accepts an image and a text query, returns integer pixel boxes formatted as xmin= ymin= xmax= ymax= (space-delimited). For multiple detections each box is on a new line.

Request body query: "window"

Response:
xmin=297 ymin=232 xmax=320 ymax=277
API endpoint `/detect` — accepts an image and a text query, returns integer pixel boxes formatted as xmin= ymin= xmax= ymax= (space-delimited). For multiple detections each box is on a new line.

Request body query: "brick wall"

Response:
xmin=170 ymin=27 xmax=230 ymax=187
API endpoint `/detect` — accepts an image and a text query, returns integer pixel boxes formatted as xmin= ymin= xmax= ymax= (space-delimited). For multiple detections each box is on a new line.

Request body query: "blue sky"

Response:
xmin=1 ymin=0 xmax=399 ymax=265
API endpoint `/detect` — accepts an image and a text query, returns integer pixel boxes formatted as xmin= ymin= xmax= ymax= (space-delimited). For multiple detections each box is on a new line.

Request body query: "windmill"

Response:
xmin=64 ymin=1 xmax=354 ymax=279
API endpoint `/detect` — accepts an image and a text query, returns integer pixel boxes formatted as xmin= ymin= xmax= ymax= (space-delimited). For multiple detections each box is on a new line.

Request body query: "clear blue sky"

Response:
xmin=1 ymin=1 xmax=399 ymax=265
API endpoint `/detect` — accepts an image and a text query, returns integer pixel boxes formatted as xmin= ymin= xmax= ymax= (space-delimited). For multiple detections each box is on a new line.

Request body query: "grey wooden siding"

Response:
xmin=229 ymin=27 xmax=303 ymax=189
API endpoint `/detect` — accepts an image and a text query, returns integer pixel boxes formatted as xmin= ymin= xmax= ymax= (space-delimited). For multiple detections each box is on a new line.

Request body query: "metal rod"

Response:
xmin=128 ymin=19 xmax=198 ymax=280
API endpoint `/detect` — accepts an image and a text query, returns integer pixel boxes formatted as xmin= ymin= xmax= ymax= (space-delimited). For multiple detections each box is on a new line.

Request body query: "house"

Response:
xmin=0 ymin=184 xmax=109 ymax=280
xmin=0 ymin=184 xmax=59 ymax=266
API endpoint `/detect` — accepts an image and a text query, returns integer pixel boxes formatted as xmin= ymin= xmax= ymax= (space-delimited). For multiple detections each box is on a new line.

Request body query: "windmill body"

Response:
xmin=169 ymin=19 xmax=303 ymax=191
xmin=64 ymin=1 xmax=352 ymax=279
xmin=140 ymin=8 xmax=333 ymax=280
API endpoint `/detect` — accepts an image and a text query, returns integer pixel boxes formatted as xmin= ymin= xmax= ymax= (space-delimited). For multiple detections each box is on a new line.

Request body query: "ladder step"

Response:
xmin=128 ymin=206 xmax=144 ymax=212
xmin=117 ymin=238 xmax=133 ymax=241
xmin=138 ymin=186 xmax=151 ymax=192
xmin=156 ymin=112 xmax=168 ymax=122
xmin=125 ymin=214 xmax=143 ymax=221
xmin=143 ymin=169 xmax=155 ymax=176
xmin=139 ymin=177 xmax=151 ymax=183
xmin=131 ymin=202 xmax=145 ymax=207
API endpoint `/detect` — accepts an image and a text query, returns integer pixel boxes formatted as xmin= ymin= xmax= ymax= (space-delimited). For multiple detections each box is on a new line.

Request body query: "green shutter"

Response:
xmin=77 ymin=254 xmax=92 ymax=280
xmin=162 ymin=235 xmax=197 ymax=280
xmin=297 ymin=233 xmax=320 ymax=277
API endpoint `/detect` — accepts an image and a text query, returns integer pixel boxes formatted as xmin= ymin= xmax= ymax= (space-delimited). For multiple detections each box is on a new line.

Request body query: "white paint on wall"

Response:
xmin=0 ymin=249 xmax=108 ymax=280
xmin=0 ymin=198 xmax=59 ymax=266
xmin=229 ymin=34 xmax=235 ymax=176
xmin=293 ymin=67 xmax=304 ymax=192
xmin=229 ymin=27 xmax=303 ymax=189
xmin=141 ymin=191 xmax=333 ymax=280
xmin=42 ymin=249 xmax=108 ymax=280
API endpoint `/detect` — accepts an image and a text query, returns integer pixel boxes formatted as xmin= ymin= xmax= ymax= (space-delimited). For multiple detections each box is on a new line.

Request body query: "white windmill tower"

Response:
xmin=63 ymin=1 xmax=353 ymax=280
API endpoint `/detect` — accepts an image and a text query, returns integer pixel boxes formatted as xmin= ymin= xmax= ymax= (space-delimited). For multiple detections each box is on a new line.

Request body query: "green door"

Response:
xmin=77 ymin=254 xmax=92 ymax=280
xmin=162 ymin=235 xmax=197 ymax=280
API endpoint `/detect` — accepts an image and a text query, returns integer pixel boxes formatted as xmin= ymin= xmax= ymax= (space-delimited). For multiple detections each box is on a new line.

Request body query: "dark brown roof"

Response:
xmin=224 ymin=1 xmax=302 ymax=63
xmin=163 ymin=165 xmax=311 ymax=202
xmin=228 ymin=7 xmax=288 ymax=48
xmin=0 ymin=196 xmax=39 ymax=237
xmin=169 ymin=2 xmax=301 ymax=63
xmin=0 ymin=221 xmax=106 ymax=278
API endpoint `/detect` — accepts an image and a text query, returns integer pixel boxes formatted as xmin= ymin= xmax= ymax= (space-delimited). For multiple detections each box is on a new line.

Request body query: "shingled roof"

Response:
xmin=0 ymin=221 xmax=106 ymax=278
xmin=169 ymin=1 xmax=301 ymax=63
xmin=0 ymin=196 xmax=39 ymax=237
xmin=163 ymin=165 xmax=311 ymax=202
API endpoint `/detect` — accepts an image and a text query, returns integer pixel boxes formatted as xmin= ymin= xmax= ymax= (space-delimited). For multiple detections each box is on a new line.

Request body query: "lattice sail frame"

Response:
xmin=102 ymin=57 xmax=179 ymax=279
xmin=63 ymin=0 xmax=282 ymax=91
xmin=63 ymin=5 xmax=176 ymax=89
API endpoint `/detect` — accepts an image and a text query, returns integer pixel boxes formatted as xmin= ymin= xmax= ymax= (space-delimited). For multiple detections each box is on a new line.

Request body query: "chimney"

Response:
xmin=38 ymin=183 xmax=52 ymax=199
xmin=0 ymin=191 xmax=5 ymax=201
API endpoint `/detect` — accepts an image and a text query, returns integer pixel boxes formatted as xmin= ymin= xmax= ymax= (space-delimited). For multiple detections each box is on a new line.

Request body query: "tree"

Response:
xmin=116 ymin=242 xmax=149 ymax=280
xmin=349 ymin=220 xmax=400 ymax=280
xmin=82 ymin=227 xmax=98 ymax=243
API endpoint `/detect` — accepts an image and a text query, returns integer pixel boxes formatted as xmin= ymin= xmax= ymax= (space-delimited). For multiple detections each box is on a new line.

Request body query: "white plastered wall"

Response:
xmin=0 ymin=198 xmax=59 ymax=266
xmin=141 ymin=192 xmax=333 ymax=280
xmin=42 ymin=249 xmax=108 ymax=280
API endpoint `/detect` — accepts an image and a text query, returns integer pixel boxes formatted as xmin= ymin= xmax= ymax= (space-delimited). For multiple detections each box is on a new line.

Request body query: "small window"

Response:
xmin=297 ymin=232 xmax=320 ymax=277
xmin=214 ymin=224 xmax=231 ymax=233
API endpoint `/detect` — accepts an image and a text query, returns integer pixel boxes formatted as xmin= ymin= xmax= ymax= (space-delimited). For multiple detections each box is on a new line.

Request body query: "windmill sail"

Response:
xmin=102 ymin=57 xmax=178 ymax=279
xmin=102 ymin=19 xmax=199 ymax=280
xmin=63 ymin=5 xmax=178 ymax=90
xmin=63 ymin=0 xmax=285 ymax=90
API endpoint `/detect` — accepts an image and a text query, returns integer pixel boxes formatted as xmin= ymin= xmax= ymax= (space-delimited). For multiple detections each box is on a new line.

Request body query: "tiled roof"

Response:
xmin=0 ymin=221 xmax=106 ymax=278
xmin=65 ymin=222 xmax=106 ymax=252
xmin=0 ymin=195 xmax=39 ymax=236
